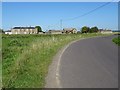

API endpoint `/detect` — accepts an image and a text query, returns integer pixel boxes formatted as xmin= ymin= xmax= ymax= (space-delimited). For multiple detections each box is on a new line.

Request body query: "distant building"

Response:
xmin=48 ymin=30 xmax=64 ymax=34
xmin=63 ymin=28 xmax=77 ymax=34
xmin=11 ymin=27 xmax=38 ymax=34
xmin=99 ymin=29 xmax=112 ymax=34
xmin=39 ymin=32 xmax=44 ymax=34
xmin=5 ymin=30 xmax=12 ymax=35
xmin=77 ymin=31 xmax=81 ymax=34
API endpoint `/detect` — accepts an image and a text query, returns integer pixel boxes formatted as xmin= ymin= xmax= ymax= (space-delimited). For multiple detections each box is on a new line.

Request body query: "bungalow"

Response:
xmin=99 ymin=29 xmax=112 ymax=34
xmin=63 ymin=28 xmax=77 ymax=34
xmin=48 ymin=30 xmax=64 ymax=34
xmin=11 ymin=27 xmax=38 ymax=34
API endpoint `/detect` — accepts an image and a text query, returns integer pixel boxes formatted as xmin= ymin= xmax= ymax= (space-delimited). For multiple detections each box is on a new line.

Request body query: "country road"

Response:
xmin=45 ymin=35 xmax=118 ymax=88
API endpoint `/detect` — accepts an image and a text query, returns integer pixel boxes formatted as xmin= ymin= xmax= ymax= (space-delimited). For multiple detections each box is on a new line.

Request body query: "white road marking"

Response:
xmin=55 ymin=43 xmax=70 ymax=88
xmin=55 ymin=38 xmax=85 ymax=88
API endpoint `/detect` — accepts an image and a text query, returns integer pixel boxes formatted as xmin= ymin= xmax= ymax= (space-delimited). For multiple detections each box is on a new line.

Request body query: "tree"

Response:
xmin=0 ymin=29 xmax=4 ymax=33
xmin=90 ymin=26 xmax=99 ymax=33
xmin=35 ymin=26 xmax=42 ymax=32
xmin=81 ymin=26 xmax=90 ymax=33
xmin=89 ymin=27 xmax=94 ymax=33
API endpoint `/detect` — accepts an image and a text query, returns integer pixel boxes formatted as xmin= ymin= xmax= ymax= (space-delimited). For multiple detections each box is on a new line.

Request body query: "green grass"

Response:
xmin=2 ymin=33 xmax=111 ymax=88
xmin=112 ymin=36 xmax=120 ymax=46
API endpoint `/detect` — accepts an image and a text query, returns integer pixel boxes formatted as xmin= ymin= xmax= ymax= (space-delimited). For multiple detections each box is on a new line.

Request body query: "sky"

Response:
xmin=2 ymin=2 xmax=118 ymax=31
xmin=2 ymin=0 xmax=120 ymax=2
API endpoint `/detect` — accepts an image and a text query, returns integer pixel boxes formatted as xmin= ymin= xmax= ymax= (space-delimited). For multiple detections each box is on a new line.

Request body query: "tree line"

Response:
xmin=81 ymin=26 xmax=99 ymax=33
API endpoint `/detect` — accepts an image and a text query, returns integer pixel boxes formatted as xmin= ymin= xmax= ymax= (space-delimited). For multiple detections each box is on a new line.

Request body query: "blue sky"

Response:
xmin=2 ymin=2 xmax=118 ymax=31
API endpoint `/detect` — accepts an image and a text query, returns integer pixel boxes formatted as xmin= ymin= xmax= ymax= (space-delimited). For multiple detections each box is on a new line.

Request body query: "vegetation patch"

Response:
xmin=112 ymin=36 xmax=120 ymax=46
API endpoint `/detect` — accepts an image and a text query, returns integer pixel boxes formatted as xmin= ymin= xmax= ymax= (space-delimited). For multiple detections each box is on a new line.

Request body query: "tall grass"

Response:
xmin=2 ymin=33 xmax=110 ymax=88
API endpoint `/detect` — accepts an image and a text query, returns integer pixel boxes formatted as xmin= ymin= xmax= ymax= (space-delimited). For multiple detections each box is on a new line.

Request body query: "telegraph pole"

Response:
xmin=47 ymin=26 xmax=50 ymax=31
xmin=60 ymin=19 xmax=62 ymax=30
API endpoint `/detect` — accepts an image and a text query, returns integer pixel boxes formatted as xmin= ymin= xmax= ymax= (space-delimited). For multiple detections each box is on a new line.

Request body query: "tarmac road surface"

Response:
xmin=45 ymin=35 xmax=118 ymax=88
xmin=59 ymin=35 xmax=118 ymax=88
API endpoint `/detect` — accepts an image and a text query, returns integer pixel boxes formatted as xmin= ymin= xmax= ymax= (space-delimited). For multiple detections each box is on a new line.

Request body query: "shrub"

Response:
xmin=112 ymin=36 xmax=120 ymax=46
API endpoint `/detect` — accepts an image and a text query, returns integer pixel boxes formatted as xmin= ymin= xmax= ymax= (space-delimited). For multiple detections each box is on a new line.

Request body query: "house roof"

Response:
xmin=13 ymin=27 xmax=35 ymax=29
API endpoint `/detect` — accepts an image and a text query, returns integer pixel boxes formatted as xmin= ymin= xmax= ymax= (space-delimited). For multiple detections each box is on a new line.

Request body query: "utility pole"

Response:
xmin=47 ymin=26 xmax=50 ymax=31
xmin=60 ymin=19 xmax=62 ymax=30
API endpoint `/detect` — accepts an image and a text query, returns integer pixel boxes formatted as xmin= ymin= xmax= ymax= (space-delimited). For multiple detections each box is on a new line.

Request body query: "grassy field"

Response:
xmin=2 ymin=33 xmax=111 ymax=88
xmin=112 ymin=36 xmax=120 ymax=46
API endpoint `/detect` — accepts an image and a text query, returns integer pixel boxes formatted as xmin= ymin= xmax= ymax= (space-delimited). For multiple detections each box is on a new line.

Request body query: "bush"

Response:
xmin=112 ymin=36 xmax=120 ymax=46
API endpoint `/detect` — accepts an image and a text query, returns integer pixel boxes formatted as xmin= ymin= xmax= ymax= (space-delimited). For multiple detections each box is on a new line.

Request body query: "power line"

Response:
xmin=47 ymin=21 xmax=60 ymax=29
xmin=62 ymin=0 xmax=114 ymax=21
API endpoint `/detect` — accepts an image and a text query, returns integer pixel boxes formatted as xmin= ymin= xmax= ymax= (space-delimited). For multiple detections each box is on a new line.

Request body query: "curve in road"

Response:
xmin=46 ymin=35 xmax=118 ymax=88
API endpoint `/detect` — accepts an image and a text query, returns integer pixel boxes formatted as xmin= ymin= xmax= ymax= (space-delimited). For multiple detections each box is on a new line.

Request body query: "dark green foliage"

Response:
xmin=35 ymin=26 xmax=42 ymax=32
xmin=112 ymin=36 xmax=120 ymax=46
xmin=81 ymin=26 xmax=99 ymax=33
xmin=0 ymin=29 xmax=4 ymax=33
xmin=81 ymin=26 xmax=90 ymax=33
xmin=90 ymin=26 xmax=99 ymax=33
